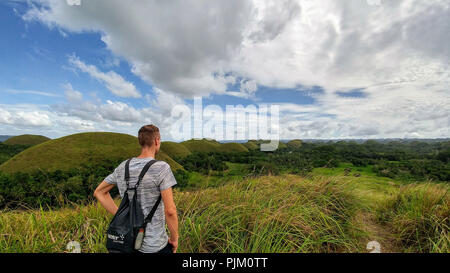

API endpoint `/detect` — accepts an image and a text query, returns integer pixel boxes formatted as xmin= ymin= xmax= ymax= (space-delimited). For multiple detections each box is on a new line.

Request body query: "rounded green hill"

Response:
xmin=243 ymin=140 xmax=287 ymax=150
xmin=243 ymin=140 xmax=259 ymax=150
xmin=161 ymin=141 xmax=192 ymax=158
xmin=3 ymin=134 xmax=50 ymax=146
xmin=180 ymin=139 xmax=221 ymax=153
xmin=217 ymin=143 xmax=249 ymax=153
xmin=0 ymin=132 xmax=182 ymax=173
xmin=287 ymin=139 xmax=302 ymax=148
xmin=180 ymin=139 xmax=248 ymax=153
xmin=278 ymin=142 xmax=288 ymax=149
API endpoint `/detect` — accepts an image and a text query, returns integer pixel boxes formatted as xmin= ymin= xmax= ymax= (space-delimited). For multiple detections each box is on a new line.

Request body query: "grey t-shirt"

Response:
xmin=104 ymin=157 xmax=177 ymax=253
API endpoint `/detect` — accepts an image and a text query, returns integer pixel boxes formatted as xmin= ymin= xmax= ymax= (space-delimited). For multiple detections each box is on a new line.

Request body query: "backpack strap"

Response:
xmin=124 ymin=158 xmax=133 ymax=188
xmin=144 ymin=194 xmax=162 ymax=226
xmin=124 ymin=158 xmax=161 ymax=226
xmin=124 ymin=159 xmax=158 ymax=189
xmin=135 ymin=159 xmax=158 ymax=189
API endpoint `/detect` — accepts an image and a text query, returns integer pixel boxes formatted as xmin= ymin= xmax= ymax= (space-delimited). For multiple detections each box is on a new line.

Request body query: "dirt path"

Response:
xmin=356 ymin=211 xmax=400 ymax=253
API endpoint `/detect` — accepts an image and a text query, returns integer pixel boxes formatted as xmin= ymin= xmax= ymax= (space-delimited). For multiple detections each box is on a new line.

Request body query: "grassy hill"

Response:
xmin=243 ymin=140 xmax=259 ymax=150
xmin=3 ymin=135 xmax=50 ymax=146
xmin=180 ymin=139 xmax=249 ymax=153
xmin=243 ymin=140 xmax=287 ymax=150
xmin=0 ymin=132 xmax=182 ymax=173
xmin=180 ymin=139 xmax=222 ymax=153
xmin=216 ymin=142 xmax=249 ymax=153
xmin=161 ymin=141 xmax=192 ymax=158
xmin=278 ymin=141 xmax=288 ymax=149
xmin=1 ymin=174 xmax=447 ymax=253
xmin=287 ymin=139 xmax=302 ymax=148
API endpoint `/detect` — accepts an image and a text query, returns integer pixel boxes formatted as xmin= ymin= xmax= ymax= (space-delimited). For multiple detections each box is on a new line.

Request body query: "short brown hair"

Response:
xmin=138 ymin=125 xmax=160 ymax=147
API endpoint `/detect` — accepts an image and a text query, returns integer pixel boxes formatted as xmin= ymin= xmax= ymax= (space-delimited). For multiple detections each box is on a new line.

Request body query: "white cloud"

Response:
xmin=0 ymin=104 xmax=52 ymax=127
xmin=68 ymin=54 xmax=141 ymax=98
xmin=26 ymin=86 xmax=190 ymax=139
xmin=21 ymin=0 xmax=450 ymax=93
xmin=5 ymin=88 xmax=61 ymax=97
xmin=13 ymin=0 xmax=450 ymax=139
xmin=63 ymin=83 xmax=83 ymax=102
xmin=99 ymin=100 xmax=143 ymax=123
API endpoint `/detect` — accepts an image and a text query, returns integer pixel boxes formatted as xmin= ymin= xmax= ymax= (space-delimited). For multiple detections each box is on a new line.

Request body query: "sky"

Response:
xmin=0 ymin=0 xmax=449 ymax=140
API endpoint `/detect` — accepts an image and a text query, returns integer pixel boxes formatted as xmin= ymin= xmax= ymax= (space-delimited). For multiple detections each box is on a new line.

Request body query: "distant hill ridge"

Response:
xmin=0 ymin=132 xmax=182 ymax=173
xmin=0 ymin=135 xmax=13 ymax=143
xmin=0 ymin=132 xmax=317 ymax=174
xmin=174 ymin=139 xmax=249 ymax=156
xmin=3 ymin=135 xmax=50 ymax=146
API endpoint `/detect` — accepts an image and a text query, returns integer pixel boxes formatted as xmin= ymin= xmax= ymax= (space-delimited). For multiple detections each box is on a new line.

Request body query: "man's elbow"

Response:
xmin=165 ymin=207 xmax=177 ymax=217
xmin=93 ymin=189 xmax=102 ymax=200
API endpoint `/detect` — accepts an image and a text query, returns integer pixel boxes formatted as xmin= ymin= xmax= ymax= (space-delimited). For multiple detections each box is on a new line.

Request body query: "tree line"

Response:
xmin=0 ymin=140 xmax=448 ymax=209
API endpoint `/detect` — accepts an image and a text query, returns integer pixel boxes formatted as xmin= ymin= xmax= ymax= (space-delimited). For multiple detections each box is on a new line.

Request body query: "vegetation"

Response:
xmin=376 ymin=183 xmax=449 ymax=252
xmin=216 ymin=142 xmax=249 ymax=153
xmin=180 ymin=139 xmax=222 ymax=153
xmin=179 ymin=139 xmax=248 ymax=153
xmin=3 ymin=135 xmax=50 ymax=146
xmin=1 ymin=174 xmax=447 ymax=253
xmin=287 ymin=139 xmax=302 ymax=148
xmin=161 ymin=141 xmax=192 ymax=158
xmin=243 ymin=140 xmax=259 ymax=150
xmin=0 ymin=159 xmax=122 ymax=208
xmin=0 ymin=143 xmax=30 ymax=165
xmin=177 ymin=152 xmax=229 ymax=173
xmin=0 ymin=134 xmax=448 ymax=253
xmin=0 ymin=132 xmax=182 ymax=173
xmin=243 ymin=140 xmax=288 ymax=150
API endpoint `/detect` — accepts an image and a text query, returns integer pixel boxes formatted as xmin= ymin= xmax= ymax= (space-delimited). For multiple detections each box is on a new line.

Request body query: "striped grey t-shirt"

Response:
xmin=104 ymin=157 xmax=177 ymax=253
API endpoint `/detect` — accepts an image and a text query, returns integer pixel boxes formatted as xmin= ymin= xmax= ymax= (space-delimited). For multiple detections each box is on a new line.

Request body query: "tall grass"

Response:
xmin=376 ymin=183 xmax=449 ymax=253
xmin=0 ymin=174 xmax=448 ymax=253
xmin=177 ymin=175 xmax=364 ymax=253
xmin=0 ymin=175 xmax=366 ymax=253
xmin=0 ymin=203 xmax=110 ymax=252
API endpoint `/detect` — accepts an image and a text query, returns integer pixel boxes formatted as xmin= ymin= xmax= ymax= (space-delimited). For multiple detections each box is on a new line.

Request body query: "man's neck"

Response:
xmin=137 ymin=147 xmax=156 ymax=159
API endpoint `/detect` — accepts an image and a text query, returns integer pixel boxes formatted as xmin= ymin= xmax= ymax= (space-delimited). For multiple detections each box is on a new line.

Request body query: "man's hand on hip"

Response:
xmin=168 ymin=238 xmax=178 ymax=253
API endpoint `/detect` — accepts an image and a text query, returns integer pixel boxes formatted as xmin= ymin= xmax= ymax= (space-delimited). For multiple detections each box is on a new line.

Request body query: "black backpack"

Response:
xmin=106 ymin=158 xmax=161 ymax=253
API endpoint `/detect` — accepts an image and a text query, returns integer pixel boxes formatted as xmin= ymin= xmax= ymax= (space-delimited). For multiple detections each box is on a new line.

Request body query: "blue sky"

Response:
xmin=0 ymin=0 xmax=448 ymax=140
xmin=0 ymin=2 xmax=149 ymax=107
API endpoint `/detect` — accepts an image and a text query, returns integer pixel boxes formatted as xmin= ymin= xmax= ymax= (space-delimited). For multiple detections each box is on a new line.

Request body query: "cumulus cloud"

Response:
xmin=15 ymin=0 xmax=450 ymax=138
xmin=63 ymin=83 xmax=83 ymax=102
xmin=0 ymin=104 xmax=52 ymax=127
xmin=35 ymin=85 xmax=190 ymax=138
xmin=68 ymin=54 xmax=141 ymax=98
xmin=54 ymin=90 xmax=142 ymax=123
xmin=23 ymin=0 xmax=254 ymax=97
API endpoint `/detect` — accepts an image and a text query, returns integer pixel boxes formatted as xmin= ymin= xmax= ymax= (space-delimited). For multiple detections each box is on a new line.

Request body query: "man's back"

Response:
xmin=104 ymin=157 xmax=177 ymax=253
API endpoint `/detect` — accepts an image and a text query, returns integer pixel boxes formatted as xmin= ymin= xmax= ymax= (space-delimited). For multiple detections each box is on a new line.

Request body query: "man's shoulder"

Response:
xmin=117 ymin=159 xmax=129 ymax=168
xmin=154 ymin=160 xmax=171 ymax=171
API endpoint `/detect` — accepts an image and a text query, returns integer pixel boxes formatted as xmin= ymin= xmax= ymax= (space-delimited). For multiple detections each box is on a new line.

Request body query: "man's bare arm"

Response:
xmin=94 ymin=181 xmax=118 ymax=215
xmin=161 ymin=187 xmax=178 ymax=253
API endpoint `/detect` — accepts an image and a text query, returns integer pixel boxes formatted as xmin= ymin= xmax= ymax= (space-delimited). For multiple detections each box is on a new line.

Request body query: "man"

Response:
xmin=94 ymin=125 xmax=179 ymax=253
